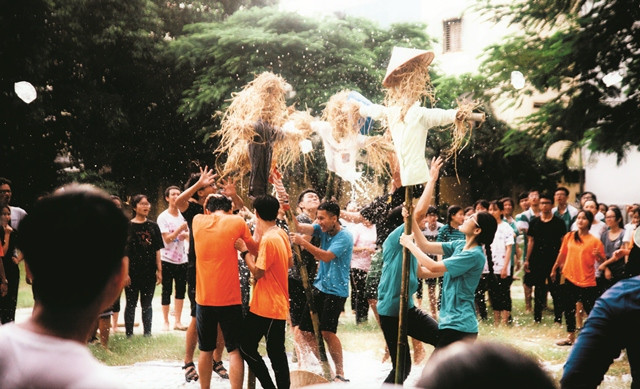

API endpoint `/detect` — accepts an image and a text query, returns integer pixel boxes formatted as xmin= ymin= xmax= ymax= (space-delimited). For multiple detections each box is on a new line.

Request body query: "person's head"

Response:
xmin=583 ymin=199 xmax=598 ymax=217
xmin=417 ymin=341 xmax=556 ymax=389
xmin=130 ymin=194 xmax=151 ymax=218
xmin=632 ymin=208 xmax=640 ymax=227
xmin=185 ymin=172 xmax=216 ymax=201
xmin=518 ymin=191 xmax=530 ymax=211
xmin=204 ymin=193 xmax=232 ymax=214
xmin=464 ymin=206 xmax=474 ymax=218
xmin=539 ymin=192 xmax=554 ymax=215
xmin=447 ymin=205 xmax=464 ymax=227
xmin=500 ymin=197 xmax=514 ymax=217
xmin=419 ymin=206 xmax=439 ymax=230
xmin=0 ymin=177 xmax=13 ymax=206
xmin=598 ymin=203 xmax=608 ymax=215
xmin=528 ymin=189 xmax=540 ymax=206
xmin=164 ymin=185 xmax=181 ymax=207
xmin=474 ymin=199 xmax=489 ymax=213
xmin=1 ymin=204 xmax=10 ymax=226
xmin=316 ymin=201 xmax=340 ymax=233
xmin=605 ymin=207 xmax=624 ymax=230
xmin=252 ymin=195 xmax=280 ymax=222
xmin=110 ymin=195 xmax=122 ymax=209
xmin=18 ymin=184 xmax=128 ymax=312
xmin=554 ymin=187 xmax=570 ymax=206
xmin=297 ymin=189 xmax=320 ymax=214
xmin=460 ymin=211 xmax=497 ymax=247
xmin=488 ymin=200 xmax=504 ymax=223
xmin=575 ymin=210 xmax=594 ymax=233
xmin=580 ymin=191 xmax=597 ymax=207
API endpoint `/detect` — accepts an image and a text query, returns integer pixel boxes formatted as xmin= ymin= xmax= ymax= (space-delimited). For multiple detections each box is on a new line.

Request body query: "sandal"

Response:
xmin=213 ymin=359 xmax=229 ymax=379
xmin=182 ymin=362 xmax=199 ymax=383
xmin=555 ymin=338 xmax=574 ymax=346
xmin=334 ymin=375 xmax=350 ymax=382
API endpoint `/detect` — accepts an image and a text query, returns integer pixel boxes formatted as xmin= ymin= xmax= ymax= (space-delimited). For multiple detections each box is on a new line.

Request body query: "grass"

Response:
xmin=16 ymin=268 xmax=631 ymax=388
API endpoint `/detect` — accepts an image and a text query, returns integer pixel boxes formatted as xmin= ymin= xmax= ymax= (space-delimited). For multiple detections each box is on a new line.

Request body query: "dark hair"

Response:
xmin=489 ymin=199 xmax=504 ymax=212
xmin=518 ymin=191 xmax=529 ymax=201
xmin=417 ymin=341 xmax=556 ymax=389
xmin=464 ymin=206 xmax=474 ymax=215
xmin=539 ymin=192 xmax=554 ymax=202
xmin=297 ymin=188 xmax=319 ymax=205
xmin=205 ymin=194 xmax=232 ymax=213
xmin=583 ymin=198 xmax=599 ymax=210
xmin=574 ymin=210 xmax=594 ymax=242
xmin=580 ymin=191 xmax=598 ymax=204
xmin=475 ymin=211 xmax=498 ymax=276
xmin=17 ymin=184 xmax=128 ymax=310
xmin=555 ymin=187 xmax=570 ymax=196
xmin=0 ymin=177 xmax=11 ymax=187
xmin=184 ymin=173 xmax=204 ymax=200
xmin=426 ymin=205 xmax=438 ymax=216
xmin=474 ymin=199 xmax=489 ymax=211
xmin=607 ymin=207 xmax=624 ymax=229
xmin=500 ymin=197 xmax=514 ymax=208
xmin=447 ymin=205 xmax=463 ymax=224
xmin=164 ymin=185 xmax=181 ymax=198
xmin=253 ymin=195 xmax=280 ymax=222
xmin=1 ymin=204 xmax=10 ymax=213
xmin=130 ymin=194 xmax=148 ymax=216
xmin=318 ymin=201 xmax=340 ymax=218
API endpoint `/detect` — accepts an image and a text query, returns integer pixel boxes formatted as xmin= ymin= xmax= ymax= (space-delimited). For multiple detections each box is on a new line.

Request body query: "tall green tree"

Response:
xmin=479 ymin=0 xmax=640 ymax=164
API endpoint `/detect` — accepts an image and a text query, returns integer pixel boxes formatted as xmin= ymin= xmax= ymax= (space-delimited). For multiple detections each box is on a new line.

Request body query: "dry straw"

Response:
xmin=383 ymin=55 xmax=435 ymax=122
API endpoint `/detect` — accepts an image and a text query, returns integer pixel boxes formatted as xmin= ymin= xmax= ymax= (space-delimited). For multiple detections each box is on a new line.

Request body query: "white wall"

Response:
xmin=584 ymin=148 xmax=640 ymax=206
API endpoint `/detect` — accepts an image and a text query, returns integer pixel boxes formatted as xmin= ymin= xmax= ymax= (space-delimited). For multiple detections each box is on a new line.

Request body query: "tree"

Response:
xmin=479 ymin=0 xmax=640 ymax=164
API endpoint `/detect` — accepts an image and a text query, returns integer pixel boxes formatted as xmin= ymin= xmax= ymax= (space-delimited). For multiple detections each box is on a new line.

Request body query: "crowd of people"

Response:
xmin=0 ymin=170 xmax=639 ymax=389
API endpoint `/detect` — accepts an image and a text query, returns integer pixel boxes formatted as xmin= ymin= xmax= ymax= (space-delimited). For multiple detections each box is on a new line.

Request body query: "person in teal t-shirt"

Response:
xmin=377 ymin=224 xmax=439 ymax=384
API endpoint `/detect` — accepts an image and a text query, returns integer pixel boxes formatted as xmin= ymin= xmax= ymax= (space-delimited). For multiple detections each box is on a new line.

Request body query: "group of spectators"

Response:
xmin=0 ymin=170 xmax=639 ymax=389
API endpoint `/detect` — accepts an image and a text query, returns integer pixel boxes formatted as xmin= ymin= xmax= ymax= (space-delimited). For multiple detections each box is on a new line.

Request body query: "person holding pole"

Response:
xmin=377 ymin=157 xmax=443 ymax=384
xmin=400 ymin=172 xmax=497 ymax=350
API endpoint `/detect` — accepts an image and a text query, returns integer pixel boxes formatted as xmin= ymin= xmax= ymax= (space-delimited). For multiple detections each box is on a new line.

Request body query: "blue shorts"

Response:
xmin=196 ymin=304 xmax=243 ymax=353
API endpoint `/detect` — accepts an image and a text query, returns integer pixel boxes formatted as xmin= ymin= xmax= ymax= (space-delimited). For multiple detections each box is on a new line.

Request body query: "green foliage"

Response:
xmin=479 ymin=0 xmax=640 ymax=164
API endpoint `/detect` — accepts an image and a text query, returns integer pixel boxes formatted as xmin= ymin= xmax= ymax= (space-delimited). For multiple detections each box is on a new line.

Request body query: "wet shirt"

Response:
xmin=312 ymin=224 xmax=353 ymax=298
xmin=440 ymin=240 xmax=486 ymax=333
xmin=377 ymin=224 xmax=418 ymax=316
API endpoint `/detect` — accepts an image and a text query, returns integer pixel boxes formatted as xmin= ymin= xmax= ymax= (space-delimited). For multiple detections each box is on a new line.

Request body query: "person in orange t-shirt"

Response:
xmin=551 ymin=210 xmax=605 ymax=346
xmin=192 ymin=194 xmax=258 ymax=389
xmin=237 ymin=195 xmax=293 ymax=389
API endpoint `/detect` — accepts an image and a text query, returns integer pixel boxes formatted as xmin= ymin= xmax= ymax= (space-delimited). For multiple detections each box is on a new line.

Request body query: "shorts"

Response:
xmin=299 ymin=288 xmax=346 ymax=334
xmin=365 ymin=249 xmax=383 ymax=300
xmin=196 ymin=304 xmax=243 ymax=353
xmin=288 ymin=277 xmax=307 ymax=327
xmin=523 ymin=271 xmax=534 ymax=287
xmin=488 ymin=276 xmax=513 ymax=311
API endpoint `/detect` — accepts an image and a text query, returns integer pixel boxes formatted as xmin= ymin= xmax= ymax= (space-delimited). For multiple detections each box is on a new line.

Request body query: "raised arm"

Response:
xmin=290 ymin=232 xmax=335 ymax=262
xmin=413 ymin=156 xmax=443 ymax=219
xmin=400 ymin=233 xmax=446 ymax=273
xmin=219 ymin=176 xmax=244 ymax=212
xmin=176 ymin=166 xmax=216 ymax=213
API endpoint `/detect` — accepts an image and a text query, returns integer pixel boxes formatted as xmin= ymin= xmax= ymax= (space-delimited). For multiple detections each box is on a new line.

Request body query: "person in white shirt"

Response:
xmin=0 ymin=184 xmax=128 ymax=389
xmin=157 ymin=186 xmax=190 ymax=331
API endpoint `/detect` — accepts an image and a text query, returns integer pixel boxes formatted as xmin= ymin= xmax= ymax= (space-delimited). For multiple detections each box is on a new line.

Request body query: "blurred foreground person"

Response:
xmin=418 ymin=341 xmax=556 ymax=389
xmin=0 ymin=184 xmax=128 ymax=388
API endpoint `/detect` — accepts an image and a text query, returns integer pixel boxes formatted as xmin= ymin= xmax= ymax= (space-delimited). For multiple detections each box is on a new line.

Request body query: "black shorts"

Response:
xmin=196 ymin=304 xmax=243 ymax=353
xmin=299 ymin=288 xmax=346 ymax=334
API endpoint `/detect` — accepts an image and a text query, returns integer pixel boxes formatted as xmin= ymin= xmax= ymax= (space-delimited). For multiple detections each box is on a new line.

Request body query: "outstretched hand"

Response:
xmin=197 ymin=166 xmax=217 ymax=190
xmin=429 ymin=156 xmax=443 ymax=181
xmin=219 ymin=176 xmax=238 ymax=198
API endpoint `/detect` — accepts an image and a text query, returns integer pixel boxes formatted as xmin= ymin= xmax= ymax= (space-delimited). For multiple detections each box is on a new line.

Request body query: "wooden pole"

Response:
xmin=395 ymin=185 xmax=413 ymax=384
xmin=286 ymin=209 xmax=333 ymax=381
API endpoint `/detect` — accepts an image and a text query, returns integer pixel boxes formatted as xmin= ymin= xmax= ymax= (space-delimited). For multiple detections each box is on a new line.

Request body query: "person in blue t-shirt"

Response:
xmin=291 ymin=201 xmax=353 ymax=382
xmin=400 ymin=158 xmax=497 ymax=350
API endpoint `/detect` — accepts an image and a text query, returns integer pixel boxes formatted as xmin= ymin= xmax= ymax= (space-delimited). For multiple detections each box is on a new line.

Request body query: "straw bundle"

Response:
xmin=383 ymin=55 xmax=435 ymax=121
xmin=321 ymin=91 xmax=364 ymax=142
xmin=446 ymin=99 xmax=481 ymax=156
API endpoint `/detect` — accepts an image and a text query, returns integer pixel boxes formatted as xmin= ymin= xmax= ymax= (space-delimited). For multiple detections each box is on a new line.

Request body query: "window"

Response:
xmin=443 ymin=18 xmax=462 ymax=53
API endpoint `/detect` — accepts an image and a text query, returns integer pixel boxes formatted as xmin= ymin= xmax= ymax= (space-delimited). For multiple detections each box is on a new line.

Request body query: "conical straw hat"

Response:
xmin=382 ymin=47 xmax=434 ymax=87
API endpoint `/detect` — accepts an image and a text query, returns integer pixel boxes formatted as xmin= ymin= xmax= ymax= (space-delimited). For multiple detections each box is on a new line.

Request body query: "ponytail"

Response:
xmin=475 ymin=212 xmax=498 ymax=276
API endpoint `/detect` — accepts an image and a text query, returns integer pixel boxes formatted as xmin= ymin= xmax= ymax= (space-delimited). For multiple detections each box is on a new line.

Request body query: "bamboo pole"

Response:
xmin=286 ymin=209 xmax=333 ymax=381
xmin=395 ymin=185 xmax=413 ymax=384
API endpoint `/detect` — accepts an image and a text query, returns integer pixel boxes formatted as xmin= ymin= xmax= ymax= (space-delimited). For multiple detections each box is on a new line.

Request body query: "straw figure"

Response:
xmin=216 ymin=72 xmax=313 ymax=198
xmin=312 ymin=90 xmax=394 ymax=184
xmin=359 ymin=47 xmax=483 ymax=187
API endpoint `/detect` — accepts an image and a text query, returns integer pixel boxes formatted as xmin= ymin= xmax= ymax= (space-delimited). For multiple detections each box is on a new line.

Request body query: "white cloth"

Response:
xmin=359 ymin=102 xmax=457 ymax=186
xmin=487 ymin=221 xmax=515 ymax=275
xmin=156 ymin=209 xmax=188 ymax=264
xmin=9 ymin=206 xmax=27 ymax=231
xmin=0 ymin=323 xmax=123 ymax=389
xmin=350 ymin=222 xmax=377 ymax=271
xmin=312 ymin=121 xmax=368 ymax=183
